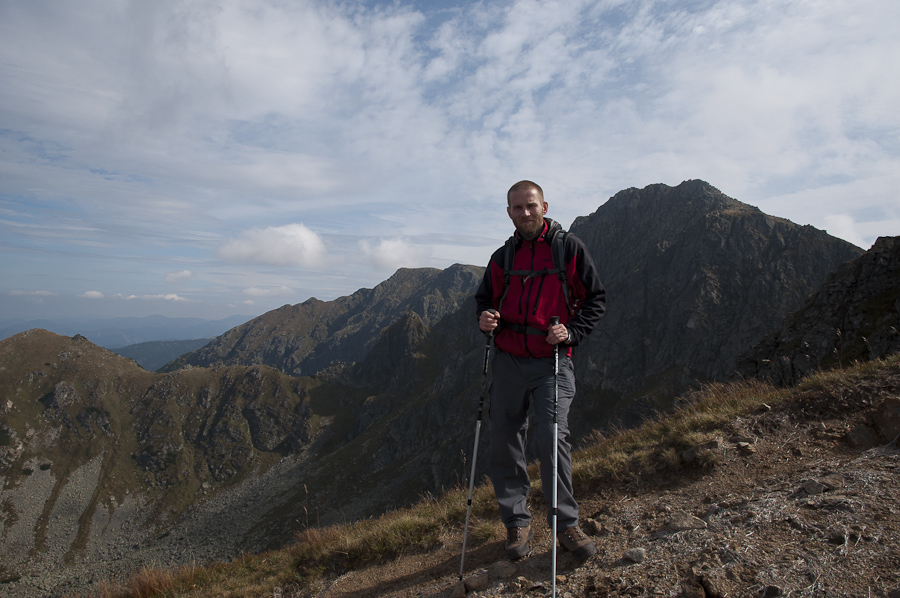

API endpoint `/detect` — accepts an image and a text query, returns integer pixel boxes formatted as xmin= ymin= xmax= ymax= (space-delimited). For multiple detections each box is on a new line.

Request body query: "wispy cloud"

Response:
xmin=242 ymin=286 xmax=295 ymax=298
xmin=164 ymin=270 xmax=193 ymax=283
xmin=110 ymin=293 xmax=189 ymax=302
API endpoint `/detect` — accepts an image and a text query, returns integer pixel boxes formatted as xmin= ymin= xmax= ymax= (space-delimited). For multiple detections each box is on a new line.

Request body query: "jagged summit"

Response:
xmin=596 ymin=178 xmax=752 ymax=217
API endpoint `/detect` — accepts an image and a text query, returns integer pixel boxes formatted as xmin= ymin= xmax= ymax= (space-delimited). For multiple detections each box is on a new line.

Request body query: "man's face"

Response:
xmin=507 ymin=187 xmax=548 ymax=240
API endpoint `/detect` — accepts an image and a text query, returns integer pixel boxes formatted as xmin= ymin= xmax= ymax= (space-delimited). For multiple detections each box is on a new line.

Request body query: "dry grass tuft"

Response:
xmin=92 ymin=563 xmax=199 ymax=598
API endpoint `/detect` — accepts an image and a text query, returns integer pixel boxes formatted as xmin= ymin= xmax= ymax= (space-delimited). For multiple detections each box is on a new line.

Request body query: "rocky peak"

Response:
xmin=594 ymin=179 xmax=749 ymax=232
xmin=568 ymin=180 xmax=862 ymax=427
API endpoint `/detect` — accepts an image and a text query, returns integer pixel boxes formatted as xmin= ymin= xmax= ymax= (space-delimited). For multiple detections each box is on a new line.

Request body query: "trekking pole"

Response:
xmin=459 ymin=310 xmax=496 ymax=580
xmin=550 ymin=315 xmax=560 ymax=598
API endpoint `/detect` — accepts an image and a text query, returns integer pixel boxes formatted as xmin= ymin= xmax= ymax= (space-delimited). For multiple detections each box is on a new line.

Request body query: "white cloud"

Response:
xmin=756 ymin=172 xmax=900 ymax=250
xmin=218 ymin=223 xmax=326 ymax=267
xmin=359 ymin=237 xmax=432 ymax=271
xmin=1 ymin=0 xmax=898 ymax=320
xmin=164 ymin=270 xmax=193 ymax=283
xmin=79 ymin=291 xmax=105 ymax=299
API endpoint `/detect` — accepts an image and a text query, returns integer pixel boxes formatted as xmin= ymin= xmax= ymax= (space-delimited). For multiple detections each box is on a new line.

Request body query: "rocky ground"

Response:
xmin=296 ymin=378 xmax=900 ymax=598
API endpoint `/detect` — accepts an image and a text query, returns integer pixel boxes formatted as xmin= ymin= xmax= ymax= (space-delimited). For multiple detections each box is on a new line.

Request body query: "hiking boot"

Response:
xmin=505 ymin=524 xmax=533 ymax=560
xmin=558 ymin=526 xmax=596 ymax=560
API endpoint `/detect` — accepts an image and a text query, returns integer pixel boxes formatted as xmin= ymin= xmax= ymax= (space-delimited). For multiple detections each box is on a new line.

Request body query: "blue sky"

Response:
xmin=1 ymin=0 xmax=898 ymax=322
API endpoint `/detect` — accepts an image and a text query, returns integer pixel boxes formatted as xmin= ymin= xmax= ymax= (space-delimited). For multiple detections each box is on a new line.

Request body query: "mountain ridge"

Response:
xmin=160 ymin=264 xmax=483 ymax=377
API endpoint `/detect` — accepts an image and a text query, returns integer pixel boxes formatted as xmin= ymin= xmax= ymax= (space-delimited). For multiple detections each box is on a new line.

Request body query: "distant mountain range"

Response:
xmin=2 ymin=180 xmax=884 ymax=597
xmin=160 ymin=265 xmax=482 ymax=375
xmin=0 ymin=314 xmax=252 ymax=349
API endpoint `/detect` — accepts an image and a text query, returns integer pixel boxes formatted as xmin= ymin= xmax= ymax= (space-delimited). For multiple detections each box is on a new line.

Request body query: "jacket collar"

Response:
xmin=515 ymin=218 xmax=560 ymax=244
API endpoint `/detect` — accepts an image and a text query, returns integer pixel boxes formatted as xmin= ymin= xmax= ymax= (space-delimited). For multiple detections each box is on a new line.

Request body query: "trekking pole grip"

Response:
xmin=486 ymin=308 xmax=499 ymax=338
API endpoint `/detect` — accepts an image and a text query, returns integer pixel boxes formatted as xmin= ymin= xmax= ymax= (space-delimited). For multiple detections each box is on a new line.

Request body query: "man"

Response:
xmin=475 ymin=180 xmax=605 ymax=561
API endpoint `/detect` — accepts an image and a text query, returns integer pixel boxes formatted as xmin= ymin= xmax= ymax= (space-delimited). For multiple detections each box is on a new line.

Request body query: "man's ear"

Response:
xmin=542 ymin=202 xmax=548 ymax=215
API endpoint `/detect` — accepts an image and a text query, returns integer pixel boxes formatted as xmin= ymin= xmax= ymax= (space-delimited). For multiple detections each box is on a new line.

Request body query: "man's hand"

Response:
xmin=479 ymin=309 xmax=500 ymax=333
xmin=547 ymin=323 xmax=569 ymax=345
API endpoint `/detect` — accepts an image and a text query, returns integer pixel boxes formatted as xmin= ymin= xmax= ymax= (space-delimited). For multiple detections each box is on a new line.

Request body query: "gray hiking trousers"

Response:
xmin=489 ymin=350 xmax=579 ymax=530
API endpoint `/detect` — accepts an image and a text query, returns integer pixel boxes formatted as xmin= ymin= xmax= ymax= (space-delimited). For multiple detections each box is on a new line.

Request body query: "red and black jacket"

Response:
xmin=475 ymin=218 xmax=606 ymax=358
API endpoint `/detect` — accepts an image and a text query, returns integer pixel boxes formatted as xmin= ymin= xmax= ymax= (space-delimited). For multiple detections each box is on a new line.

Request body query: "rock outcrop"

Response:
xmin=736 ymin=236 xmax=900 ymax=384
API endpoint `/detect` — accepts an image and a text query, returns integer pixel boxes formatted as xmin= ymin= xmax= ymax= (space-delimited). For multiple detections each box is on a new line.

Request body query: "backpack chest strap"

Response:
xmin=501 ymin=322 xmax=547 ymax=336
xmin=507 ymin=268 xmax=562 ymax=281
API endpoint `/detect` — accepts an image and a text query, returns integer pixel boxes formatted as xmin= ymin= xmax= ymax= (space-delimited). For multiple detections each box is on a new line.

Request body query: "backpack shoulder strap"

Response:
xmin=498 ymin=236 xmax=517 ymax=312
xmin=551 ymin=230 xmax=575 ymax=316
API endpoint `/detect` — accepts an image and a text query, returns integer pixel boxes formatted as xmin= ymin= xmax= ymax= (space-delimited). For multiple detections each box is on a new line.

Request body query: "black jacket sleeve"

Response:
xmin=564 ymin=233 xmax=605 ymax=346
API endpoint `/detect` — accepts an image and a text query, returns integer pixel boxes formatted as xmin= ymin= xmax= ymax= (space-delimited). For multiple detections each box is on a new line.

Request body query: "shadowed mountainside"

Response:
xmin=737 ymin=235 xmax=900 ymax=385
xmin=0 ymin=331 xmax=322 ymax=590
